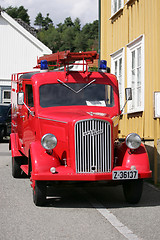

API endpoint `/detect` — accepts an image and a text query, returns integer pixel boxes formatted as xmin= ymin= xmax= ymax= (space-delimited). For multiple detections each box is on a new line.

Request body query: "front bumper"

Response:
xmin=31 ymin=166 xmax=152 ymax=181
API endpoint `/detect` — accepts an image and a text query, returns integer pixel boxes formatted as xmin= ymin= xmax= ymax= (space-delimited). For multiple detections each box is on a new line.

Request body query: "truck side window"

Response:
xmin=26 ymin=84 xmax=34 ymax=107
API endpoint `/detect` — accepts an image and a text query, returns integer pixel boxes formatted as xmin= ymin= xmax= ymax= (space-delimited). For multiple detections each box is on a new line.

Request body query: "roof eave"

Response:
xmin=1 ymin=11 xmax=52 ymax=54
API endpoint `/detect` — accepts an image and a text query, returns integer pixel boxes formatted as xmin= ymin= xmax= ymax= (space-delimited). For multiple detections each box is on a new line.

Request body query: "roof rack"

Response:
xmin=36 ymin=50 xmax=99 ymax=78
xmin=38 ymin=50 xmax=98 ymax=64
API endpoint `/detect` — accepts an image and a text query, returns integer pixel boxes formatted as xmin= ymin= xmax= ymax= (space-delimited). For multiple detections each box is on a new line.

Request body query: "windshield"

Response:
xmin=39 ymin=83 xmax=114 ymax=108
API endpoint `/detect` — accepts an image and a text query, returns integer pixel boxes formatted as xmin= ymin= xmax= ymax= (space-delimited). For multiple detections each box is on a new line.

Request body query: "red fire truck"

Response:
xmin=10 ymin=51 xmax=152 ymax=206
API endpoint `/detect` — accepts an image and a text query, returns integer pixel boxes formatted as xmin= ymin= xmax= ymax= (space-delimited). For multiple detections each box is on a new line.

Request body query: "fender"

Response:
xmin=10 ymin=133 xmax=23 ymax=157
xmin=115 ymin=142 xmax=151 ymax=173
xmin=30 ymin=141 xmax=60 ymax=176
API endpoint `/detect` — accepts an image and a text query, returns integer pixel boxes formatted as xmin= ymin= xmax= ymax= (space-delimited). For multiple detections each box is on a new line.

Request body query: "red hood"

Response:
xmin=38 ymin=106 xmax=113 ymax=123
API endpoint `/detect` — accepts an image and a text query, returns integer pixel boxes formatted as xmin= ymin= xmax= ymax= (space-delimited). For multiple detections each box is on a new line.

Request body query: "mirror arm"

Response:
xmin=120 ymin=100 xmax=128 ymax=114
xmin=120 ymin=88 xmax=132 ymax=114
xmin=23 ymin=102 xmax=35 ymax=117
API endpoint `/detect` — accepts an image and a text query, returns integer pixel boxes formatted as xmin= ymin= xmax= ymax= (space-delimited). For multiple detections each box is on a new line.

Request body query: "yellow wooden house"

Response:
xmin=99 ymin=0 xmax=160 ymax=141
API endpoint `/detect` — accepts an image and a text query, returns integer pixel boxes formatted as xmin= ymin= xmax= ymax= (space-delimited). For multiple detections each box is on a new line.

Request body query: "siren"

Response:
xmin=40 ymin=60 xmax=48 ymax=71
xmin=99 ymin=60 xmax=107 ymax=72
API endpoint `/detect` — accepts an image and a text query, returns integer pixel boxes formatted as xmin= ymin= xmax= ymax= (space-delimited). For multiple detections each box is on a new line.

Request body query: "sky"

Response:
xmin=0 ymin=0 xmax=98 ymax=27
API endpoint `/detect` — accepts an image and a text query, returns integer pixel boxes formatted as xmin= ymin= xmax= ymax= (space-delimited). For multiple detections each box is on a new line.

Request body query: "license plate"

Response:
xmin=112 ymin=170 xmax=138 ymax=180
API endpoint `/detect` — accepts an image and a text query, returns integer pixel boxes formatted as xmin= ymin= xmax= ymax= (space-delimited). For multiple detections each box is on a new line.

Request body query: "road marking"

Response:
xmin=85 ymin=192 xmax=142 ymax=240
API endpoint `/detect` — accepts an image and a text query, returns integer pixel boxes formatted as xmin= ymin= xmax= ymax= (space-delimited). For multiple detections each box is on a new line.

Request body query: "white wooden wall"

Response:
xmin=0 ymin=14 xmax=51 ymax=82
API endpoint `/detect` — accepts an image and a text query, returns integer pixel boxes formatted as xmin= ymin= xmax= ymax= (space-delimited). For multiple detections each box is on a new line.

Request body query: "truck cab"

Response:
xmin=10 ymin=51 xmax=152 ymax=206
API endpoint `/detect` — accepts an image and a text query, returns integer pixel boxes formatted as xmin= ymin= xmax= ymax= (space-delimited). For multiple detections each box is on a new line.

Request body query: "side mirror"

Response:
xmin=17 ymin=92 xmax=24 ymax=105
xmin=120 ymin=88 xmax=132 ymax=114
xmin=125 ymin=88 xmax=132 ymax=101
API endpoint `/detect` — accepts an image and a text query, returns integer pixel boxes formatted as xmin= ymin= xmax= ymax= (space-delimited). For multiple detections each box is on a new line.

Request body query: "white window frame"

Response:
xmin=127 ymin=35 xmax=145 ymax=113
xmin=111 ymin=47 xmax=125 ymax=111
xmin=2 ymin=90 xmax=11 ymax=103
xmin=111 ymin=0 xmax=124 ymax=16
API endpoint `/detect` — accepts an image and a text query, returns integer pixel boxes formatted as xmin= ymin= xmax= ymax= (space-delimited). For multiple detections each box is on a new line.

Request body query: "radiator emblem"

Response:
xmin=83 ymin=129 xmax=103 ymax=137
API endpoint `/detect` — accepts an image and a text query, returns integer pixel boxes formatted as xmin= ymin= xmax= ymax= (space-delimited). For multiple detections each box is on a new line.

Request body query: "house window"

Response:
xmin=111 ymin=0 xmax=124 ymax=15
xmin=127 ymin=35 xmax=144 ymax=113
xmin=2 ymin=90 xmax=11 ymax=103
xmin=111 ymin=48 xmax=125 ymax=110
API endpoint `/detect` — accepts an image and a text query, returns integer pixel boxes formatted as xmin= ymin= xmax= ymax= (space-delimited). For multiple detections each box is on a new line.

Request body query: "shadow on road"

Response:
xmin=0 ymin=138 xmax=9 ymax=144
xmin=43 ymin=181 xmax=160 ymax=209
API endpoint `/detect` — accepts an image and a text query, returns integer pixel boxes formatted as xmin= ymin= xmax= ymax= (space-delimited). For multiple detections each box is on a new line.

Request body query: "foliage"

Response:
xmin=34 ymin=12 xmax=53 ymax=30
xmin=89 ymin=66 xmax=98 ymax=72
xmin=37 ymin=25 xmax=61 ymax=52
xmin=37 ymin=16 xmax=98 ymax=53
xmin=4 ymin=5 xmax=98 ymax=53
xmin=34 ymin=12 xmax=43 ymax=29
xmin=4 ymin=6 xmax=30 ymax=25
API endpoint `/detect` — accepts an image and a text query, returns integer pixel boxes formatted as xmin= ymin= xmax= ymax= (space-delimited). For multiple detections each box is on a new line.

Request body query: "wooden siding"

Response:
xmin=101 ymin=0 xmax=160 ymax=139
xmin=0 ymin=12 xmax=51 ymax=81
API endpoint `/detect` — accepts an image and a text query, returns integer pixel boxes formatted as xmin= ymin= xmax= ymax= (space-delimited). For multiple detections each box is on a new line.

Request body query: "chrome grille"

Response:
xmin=75 ymin=119 xmax=111 ymax=173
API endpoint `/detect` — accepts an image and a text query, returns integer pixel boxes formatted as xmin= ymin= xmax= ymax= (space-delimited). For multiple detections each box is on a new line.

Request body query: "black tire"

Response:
xmin=12 ymin=157 xmax=22 ymax=178
xmin=33 ymin=181 xmax=46 ymax=206
xmin=0 ymin=128 xmax=4 ymax=142
xmin=123 ymin=179 xmax=143 ymax=204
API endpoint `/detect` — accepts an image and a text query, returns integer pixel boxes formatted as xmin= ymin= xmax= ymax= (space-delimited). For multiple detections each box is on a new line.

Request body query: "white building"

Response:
xmin=0 ymin=10 xmax=52 ymax=103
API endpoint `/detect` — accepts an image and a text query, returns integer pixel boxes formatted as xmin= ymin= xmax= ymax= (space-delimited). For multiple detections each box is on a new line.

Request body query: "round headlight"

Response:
xmin=41 ymin=134 xmax=57 ymax=150
xmin=125 ymin=133 xmax=141 ymax=150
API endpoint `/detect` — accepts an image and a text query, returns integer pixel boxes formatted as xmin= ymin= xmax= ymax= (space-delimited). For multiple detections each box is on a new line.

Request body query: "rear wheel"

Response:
xmin=123 ymin=179 xmax=143 ymax=204
xmin=33 ymin=181 xmax=46 ymax=206
xmin=12 ymin=157 xmax=22 ymax=178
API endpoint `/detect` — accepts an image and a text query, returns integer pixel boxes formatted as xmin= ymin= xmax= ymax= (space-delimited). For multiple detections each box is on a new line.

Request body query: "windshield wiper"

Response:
xmin=57 ymin=79 xmax=96 ymax=94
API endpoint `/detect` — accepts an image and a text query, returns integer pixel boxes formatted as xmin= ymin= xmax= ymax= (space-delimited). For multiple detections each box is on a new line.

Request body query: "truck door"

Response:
xmin=17 ymin=83 xmax=25 ymax=141
xmin=19 ymin=84 xmax=35 ymax=156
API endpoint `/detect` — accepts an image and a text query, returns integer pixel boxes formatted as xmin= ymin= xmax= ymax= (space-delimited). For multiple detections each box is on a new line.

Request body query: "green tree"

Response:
xmin=43 ymin=13 xmax=53 ymax=30
xmin=56 ymin=23 xmax=63 ymax=33
xmin=74 ymin=18 xmax=81 ymax=32
xmin=81 ymin=20 xmax=98 ymax=50
xmin=37 ymin=16 xmax=98 ymax=53
xmin=5 ymin=6 xmax=30 ymax=25
xmin=37 ymin=25 xmax=61 ymax=52
xmin=57 ymin=17 xmax=74 ymax=33
xmin=34 ymin=12 xmax=44 ymax=29
xmin=60 ymin=27 xmax=75 ymax=51
xmin=64 ymin=17 xmax=74 ymax=28
xmin=74 ymin=32 xmax=88 ymax=52
xmin=34 ymin=13 xmax=53 ymax=30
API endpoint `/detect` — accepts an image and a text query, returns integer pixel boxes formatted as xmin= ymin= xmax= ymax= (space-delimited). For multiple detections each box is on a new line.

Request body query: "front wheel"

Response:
xmin=123 ymin=179 xmax=143 ymax=204
xmin=33 ymin=181 xmax=46 ymax=206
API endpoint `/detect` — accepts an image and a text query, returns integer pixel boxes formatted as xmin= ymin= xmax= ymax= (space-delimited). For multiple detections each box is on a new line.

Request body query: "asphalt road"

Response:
xmin=1 ymin=142 xmax=160 ymax=240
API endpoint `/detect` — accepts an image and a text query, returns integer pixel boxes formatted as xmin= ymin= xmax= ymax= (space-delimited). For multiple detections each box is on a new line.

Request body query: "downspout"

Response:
xmin=98 ymin=0 xmax=101 ymax=68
